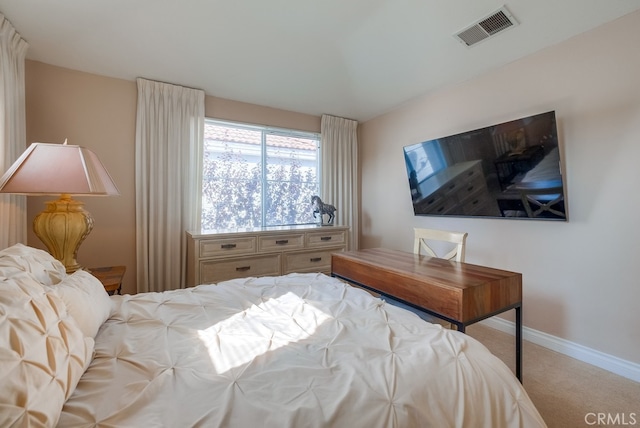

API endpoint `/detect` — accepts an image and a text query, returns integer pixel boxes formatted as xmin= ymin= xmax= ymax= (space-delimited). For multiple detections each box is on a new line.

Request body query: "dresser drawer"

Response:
xmin=187 ymin=226 xmax=350 ymax=287
xmin=200 ymin=254 xmax=281 ymax=283
xmin=458 ymin=160 xmax=483 ymax=182
xmin=462 ymin=191 xmax=494 ymax=216
xmin=258 ymin=233 xmax=305 ymax=252
xmin=199 ymin=236 xmax=256 ymax=258
xmin=283 ymin=249 xmax=342 ymax=274
xmin=306 ymin=229 xmax=347 ymax=248
xmin=439 ymin=179 xmax=461 ymax=197
xmin=415 ymin=191 xmax=445 ymax=213
xmin=425 ymin=196 xmax=458 ymax=215
xmin=455 ymin=173 xmax=487 ymax=205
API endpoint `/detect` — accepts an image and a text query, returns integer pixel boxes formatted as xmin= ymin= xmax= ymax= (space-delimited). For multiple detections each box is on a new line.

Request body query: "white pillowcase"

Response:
xmin=49 ymin=269 xmax=113 ymax=339
xmin=0 ymin=243 xmax=67 ymax=285
xmin=0 ymin=270 xmax=94 ymax=427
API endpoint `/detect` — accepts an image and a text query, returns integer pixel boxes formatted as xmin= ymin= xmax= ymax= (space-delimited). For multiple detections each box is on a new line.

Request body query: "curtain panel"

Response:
xmin=320 ymin=114 xmax=359 ymax=250
xmin=135 ymin=78 xmax=204 ymax=292
xmin=0 ymin=14 xmax=29 ymax=248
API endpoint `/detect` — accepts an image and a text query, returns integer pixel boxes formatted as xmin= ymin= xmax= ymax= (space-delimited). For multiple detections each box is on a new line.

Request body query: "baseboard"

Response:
xmin=479 ymin=318 xmax=640 ymax=383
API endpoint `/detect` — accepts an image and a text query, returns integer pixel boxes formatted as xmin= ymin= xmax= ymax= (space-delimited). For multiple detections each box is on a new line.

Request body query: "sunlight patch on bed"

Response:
xmin=197 ymin=292 xmax=330 ymax=373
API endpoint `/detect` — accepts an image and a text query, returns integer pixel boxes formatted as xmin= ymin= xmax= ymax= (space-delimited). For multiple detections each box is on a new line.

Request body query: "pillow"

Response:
xmin=0 ymin=243 xmax=67 ymax=285
xmin=48 ymin=269 xmax=113 ymax=339
xmin=0 ymin=270 xmax=94 ymax=427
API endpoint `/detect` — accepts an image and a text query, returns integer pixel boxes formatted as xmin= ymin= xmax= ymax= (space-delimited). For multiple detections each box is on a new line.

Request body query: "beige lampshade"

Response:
xmin=0 ymin=141 xmax=119 ymax=195
xmin=0 ymin=141 xmax=119 ymax=273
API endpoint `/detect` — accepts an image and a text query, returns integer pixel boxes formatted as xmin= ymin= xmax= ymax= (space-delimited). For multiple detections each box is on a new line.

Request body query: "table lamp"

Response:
xmin=0 ymin=140 xmax=119 ymax=273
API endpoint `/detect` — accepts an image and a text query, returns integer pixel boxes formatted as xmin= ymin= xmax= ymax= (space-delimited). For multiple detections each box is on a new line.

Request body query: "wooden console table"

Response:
xmin=331 ymin=248 xmax=523 ymax=381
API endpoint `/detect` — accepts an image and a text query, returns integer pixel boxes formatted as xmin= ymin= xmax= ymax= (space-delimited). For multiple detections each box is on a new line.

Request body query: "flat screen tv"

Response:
xmin=403 ymin=111 xmax=566 ymax=220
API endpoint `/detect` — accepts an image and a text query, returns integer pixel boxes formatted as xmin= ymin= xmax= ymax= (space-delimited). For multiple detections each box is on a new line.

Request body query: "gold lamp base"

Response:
xmin=33 ymin=193 xmax=94 ymax=273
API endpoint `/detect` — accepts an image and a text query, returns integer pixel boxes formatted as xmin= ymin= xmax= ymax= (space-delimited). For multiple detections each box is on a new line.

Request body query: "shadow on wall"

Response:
xmin=359 ymin=212 xmax=384 ymax=248
xmin=490 ymin=291 xmax=565 ymax=337
xmin=524 ymin=293 xmax=566 ymax=337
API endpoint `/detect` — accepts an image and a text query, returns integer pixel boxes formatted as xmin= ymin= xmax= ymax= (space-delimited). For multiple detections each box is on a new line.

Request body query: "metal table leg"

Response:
xmin=516 ymin=305 xmax=522 ymax=382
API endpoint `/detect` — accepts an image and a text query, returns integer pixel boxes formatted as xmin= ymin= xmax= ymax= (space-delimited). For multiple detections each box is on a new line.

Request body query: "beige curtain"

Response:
xmin=135 ymin=78 xmax=204 ymax=292
xmin=0 ymin=14 xmax=29 ymax=249
xmin=320 ymin=114 xmax=359 ymax=250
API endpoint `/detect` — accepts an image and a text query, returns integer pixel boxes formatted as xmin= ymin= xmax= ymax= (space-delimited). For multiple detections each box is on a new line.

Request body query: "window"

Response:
xmin=201 ymin=119 xmax=320 ymax=230
xmin=404 ymin=139 xmax=447 ymax=182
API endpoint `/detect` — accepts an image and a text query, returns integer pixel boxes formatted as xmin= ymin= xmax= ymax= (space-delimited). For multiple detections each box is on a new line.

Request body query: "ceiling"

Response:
xmin=1 ymin=1 xmax=639 ymax=122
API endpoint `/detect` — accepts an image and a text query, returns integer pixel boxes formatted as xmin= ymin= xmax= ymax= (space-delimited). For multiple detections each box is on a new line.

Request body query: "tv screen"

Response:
xmin=404 ymin=111 xmax=566 ymax=220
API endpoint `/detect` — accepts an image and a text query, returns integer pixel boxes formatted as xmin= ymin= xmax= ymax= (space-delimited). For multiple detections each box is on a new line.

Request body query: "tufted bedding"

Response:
xmin=1 ymin=245 xmax=546 ymax=427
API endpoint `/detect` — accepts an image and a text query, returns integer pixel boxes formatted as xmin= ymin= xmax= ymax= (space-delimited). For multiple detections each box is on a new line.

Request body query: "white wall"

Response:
xmin=359 ymin=11 xmax=640 ymax=365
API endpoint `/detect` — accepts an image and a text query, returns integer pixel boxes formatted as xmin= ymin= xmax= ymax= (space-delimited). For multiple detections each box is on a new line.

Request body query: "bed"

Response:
xmin=0 ymin=244 xmax=546 ymax=427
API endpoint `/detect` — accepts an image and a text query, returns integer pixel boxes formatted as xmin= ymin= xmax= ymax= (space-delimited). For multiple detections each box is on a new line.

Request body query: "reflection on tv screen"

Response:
xmin=403 ymin=111 xmax=567 ymax=220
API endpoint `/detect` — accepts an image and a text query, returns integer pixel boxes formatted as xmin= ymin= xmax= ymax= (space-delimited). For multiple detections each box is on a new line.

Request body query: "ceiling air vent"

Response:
xmin=454 ymin=6 xmax=518 ymax=47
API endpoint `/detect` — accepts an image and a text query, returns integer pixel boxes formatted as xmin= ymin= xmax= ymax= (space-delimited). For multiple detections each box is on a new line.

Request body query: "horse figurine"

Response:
xmin=311 ymin=195 xmax=336 ymax=225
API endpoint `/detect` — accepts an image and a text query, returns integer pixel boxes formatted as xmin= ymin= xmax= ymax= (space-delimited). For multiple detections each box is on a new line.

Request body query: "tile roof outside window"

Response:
xmin=204 ymin=124 xmax=317 ymax=151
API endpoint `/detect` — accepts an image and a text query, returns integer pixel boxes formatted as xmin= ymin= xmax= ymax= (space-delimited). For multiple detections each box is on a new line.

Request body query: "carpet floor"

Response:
xmin=466 ymin=324 xmax=640 ymax=428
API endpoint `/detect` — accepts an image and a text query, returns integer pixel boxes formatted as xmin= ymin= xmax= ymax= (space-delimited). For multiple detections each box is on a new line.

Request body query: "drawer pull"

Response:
xmin=235 ymin=266 xmax=251 ymax=272
xmin=427 ymin=198 xmax=436 ymax=205
xmin=275 ymin=239 xmax=289 ymax=245
xmin=310 ymin=257 xmax=322 ymax=262
xmin=221 ymin=244 xmax=237 ymax=249
xmin=320 ymin=236 xmax=332 ymax=241
xmin=448 ymin=184 xmax=456 ymax=190
xmin=467 ymin=185 xmax=474 ymax=192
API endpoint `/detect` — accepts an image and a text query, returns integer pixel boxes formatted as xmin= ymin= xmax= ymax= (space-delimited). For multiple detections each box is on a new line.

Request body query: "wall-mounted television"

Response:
xmin=403 ymin=111 xmax=567 ymax=220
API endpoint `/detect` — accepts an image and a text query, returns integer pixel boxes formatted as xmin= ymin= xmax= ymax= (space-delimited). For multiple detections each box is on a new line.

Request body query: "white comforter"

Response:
xmin=59 ymin=273 xmax=546 ymax=427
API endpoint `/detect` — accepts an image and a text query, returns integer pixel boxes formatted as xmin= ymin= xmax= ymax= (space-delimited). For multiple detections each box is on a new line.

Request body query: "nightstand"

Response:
xmin=89 ymin=266 xmax=126 ymax=295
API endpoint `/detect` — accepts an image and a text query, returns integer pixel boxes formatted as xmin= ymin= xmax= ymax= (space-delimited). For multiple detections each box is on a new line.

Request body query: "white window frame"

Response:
xmin=201 ymin=118 xmax=321 ymax=229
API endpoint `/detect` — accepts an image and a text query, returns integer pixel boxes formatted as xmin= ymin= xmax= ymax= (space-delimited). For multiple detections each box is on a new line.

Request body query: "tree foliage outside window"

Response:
xmin=201 ymin=120 xmax=320 ymax=231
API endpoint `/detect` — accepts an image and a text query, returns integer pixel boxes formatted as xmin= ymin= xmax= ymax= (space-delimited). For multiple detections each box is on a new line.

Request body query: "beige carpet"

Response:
xmin=466 ymin=324 xmax=640 ymax=428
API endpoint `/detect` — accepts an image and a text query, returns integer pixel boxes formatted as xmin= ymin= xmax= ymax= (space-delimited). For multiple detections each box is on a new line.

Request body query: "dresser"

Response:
xmin=413 ymin=160 xmax=499 ymax=216
xmin=186 ymin=225 xmax=349 ymax=286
